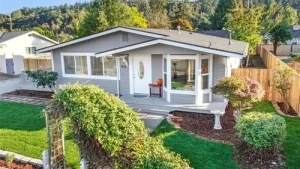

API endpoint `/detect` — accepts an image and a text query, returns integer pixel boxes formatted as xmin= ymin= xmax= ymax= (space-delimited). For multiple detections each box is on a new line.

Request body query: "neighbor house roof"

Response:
xmin=37 ymin=26 xmax=249 ymax=57
xmin=198 ymin=30 xmax=230 ymax=38
xmin=0 ymin=31 xmax=30 ymax=43
xmin=0 ymin=31 xmax=58 ymax=44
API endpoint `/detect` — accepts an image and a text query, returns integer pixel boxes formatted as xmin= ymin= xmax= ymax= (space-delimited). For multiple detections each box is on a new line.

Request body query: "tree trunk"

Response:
xmin=273 ymin=42 xmax=277 ymax=55
xmin=246 ymin=55 xmax=250 ymax=67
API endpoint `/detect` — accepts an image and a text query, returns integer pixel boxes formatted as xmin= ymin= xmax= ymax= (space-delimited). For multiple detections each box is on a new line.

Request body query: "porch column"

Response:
xmin=224 ymin=56 xmax=231 ymax=77
xmin=166 ymin=54 xmax=171 ymax=102
xmin=195 ymin=54 xmax=202 ymax=105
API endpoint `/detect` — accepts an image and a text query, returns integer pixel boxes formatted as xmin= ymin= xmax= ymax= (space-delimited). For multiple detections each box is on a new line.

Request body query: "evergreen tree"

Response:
xmin=270 ymin=22 xmax=292 ymax=54
xmin=210 ymin=0 xmax=238 ymax=30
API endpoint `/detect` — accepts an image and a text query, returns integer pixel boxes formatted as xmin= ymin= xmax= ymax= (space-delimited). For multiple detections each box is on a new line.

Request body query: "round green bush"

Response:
xmin=235 ymin=112 xmax=286 ymax=149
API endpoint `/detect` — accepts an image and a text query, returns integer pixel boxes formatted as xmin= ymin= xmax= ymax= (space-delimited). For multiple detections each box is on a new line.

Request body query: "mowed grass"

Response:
xmin=0 ymin=101 xmax=79 ymax=169
xmin=243 ymin=101 xmax=300 ymax=169
xmin=151 ymin=120 xmax=239 ymax=169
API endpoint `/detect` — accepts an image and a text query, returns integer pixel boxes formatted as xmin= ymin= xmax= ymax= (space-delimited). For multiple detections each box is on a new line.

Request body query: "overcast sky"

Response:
xmin=0 ymin=0 xmax=91 ymax=14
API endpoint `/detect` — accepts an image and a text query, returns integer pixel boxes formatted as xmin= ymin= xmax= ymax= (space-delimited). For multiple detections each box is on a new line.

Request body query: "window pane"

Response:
xmin=201 ymin=59 xmax=209 ymax=74
xmin=103 ymin=57 xmax=117 ymax=77
xmin=164 ymin=73 xmax=167 ymax=88
xmin=171 ymin=59 xmax=195 ymax=91
xmin=64 ymin=56 xmax=75 ymax=74
xmin=164 ymin=58 xmax=167 ymax=72
xmin=138 ymin=61 xmax=144 ymax=79
xmin=75 ymin=56 xmax=88 ymax=75
xmin=91 ymin=56 xmax=104 ymax=76
xmin=202 ymin=75 xmax=209 ymax=89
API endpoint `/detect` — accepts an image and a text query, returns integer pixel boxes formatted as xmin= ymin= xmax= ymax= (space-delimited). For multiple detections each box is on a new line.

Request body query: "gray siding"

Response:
xmin=52 ymin=32 xmax=151 ymax=94
xmin=124 ymin=44 xmax=203 ymax=55
xmin=203 ymin=93 xmax=210 ymax=103
xmin=151 ymin=54 xmax=163 ymax=82
xmin=54 ymin=32 xmax=153 ymax=53
xmin=163 ymin=90 xmax=167 ymax=100
xmin=212 ymin=55 xmax=225 ymax=101
xmin=170 ymin=94 xmax=195 ymax=104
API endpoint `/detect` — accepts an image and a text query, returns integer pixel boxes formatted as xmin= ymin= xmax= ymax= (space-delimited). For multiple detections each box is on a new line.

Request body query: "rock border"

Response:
xmin=166 ymin=114 xmax=234 ymax=145
xmin=271 ymin=102 xmax=299 ymax=118
xmin=0 ymin=150 xmax=43 ymax=168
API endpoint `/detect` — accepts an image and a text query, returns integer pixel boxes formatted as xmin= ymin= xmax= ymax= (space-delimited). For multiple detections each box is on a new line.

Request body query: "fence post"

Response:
xmin=42 ymin=150 xmax=50 ymax=169
xmin=80 ymin=158 xmax=88 ymax=169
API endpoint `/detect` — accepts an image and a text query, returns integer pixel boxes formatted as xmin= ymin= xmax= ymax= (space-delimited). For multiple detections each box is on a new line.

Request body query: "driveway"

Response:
xmin=139 ymin=112 xmax=166 ymax=133
xmin=0 ymin=77 xmax=20 ymax=95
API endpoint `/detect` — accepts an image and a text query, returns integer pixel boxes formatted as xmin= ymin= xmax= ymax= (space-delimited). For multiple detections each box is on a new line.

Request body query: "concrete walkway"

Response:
xmin=138 ymin=112 xmax=166 ymax=133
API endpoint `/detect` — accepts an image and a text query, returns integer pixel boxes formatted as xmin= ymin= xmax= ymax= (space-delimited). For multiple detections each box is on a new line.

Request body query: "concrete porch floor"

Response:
xmin=120 ymin=95 xmax=228 ymax=115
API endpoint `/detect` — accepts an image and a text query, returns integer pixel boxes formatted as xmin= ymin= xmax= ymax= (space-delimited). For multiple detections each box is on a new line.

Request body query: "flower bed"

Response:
xmin=169 ymin=104 xmax=286 ymax=169
xmin=170 ymin=104 xmax=241 ymax=145
xmin=0 ymin=158 xmax=40 ymax=169
xmin=5 ymin=90 xmax=54 ymax=99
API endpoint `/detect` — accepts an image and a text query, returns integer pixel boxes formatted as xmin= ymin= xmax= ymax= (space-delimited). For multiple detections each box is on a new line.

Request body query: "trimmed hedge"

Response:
xmin=235 ymin=112 xmax=286 ymax=149
xmin=53 ymin=84 xmax=190 ymax=168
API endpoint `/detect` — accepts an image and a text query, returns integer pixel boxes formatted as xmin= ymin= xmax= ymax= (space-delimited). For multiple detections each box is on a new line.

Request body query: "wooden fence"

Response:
xmin=233 ymin=47 xmax=300 ymax=116
xmin=24 ymin=58 xmax=52 ymax=71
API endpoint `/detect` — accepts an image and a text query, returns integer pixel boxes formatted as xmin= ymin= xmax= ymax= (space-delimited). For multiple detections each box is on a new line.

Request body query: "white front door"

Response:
xmin=133 ymin=55 xmax=152 ymax=94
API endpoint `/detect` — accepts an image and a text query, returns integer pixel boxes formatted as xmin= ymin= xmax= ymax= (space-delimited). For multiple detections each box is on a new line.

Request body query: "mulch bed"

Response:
xmin=170 ymin=104 xmax=242 ymax=145
xmin=277 ymin=102 xmax=298 ymax=116
xmin=235 ymin=143 xmax=285 ymax=169
xmin=0 ymin=159 xmax=39 ymax=169
xmin=170 ymin=104 xmax=285 ymax=169
xmin=5 ymin=90 xmax=54 ymax=99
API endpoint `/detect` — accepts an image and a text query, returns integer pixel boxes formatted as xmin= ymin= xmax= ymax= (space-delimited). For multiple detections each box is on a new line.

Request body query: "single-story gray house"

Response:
xmin=37 ymin=27 xmax=248 ymax=113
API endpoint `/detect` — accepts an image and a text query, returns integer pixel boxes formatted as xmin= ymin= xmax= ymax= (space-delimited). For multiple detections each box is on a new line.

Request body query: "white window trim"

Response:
xmin=200 ymin=54 xmax=213 ymax=101
xmin=60 ymin=53 xmax=118 ymax=80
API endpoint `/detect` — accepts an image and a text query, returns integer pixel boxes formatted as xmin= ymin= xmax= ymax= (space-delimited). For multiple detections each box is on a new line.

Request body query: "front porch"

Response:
xmin=120 ymin=94 xmax=228 ymax=115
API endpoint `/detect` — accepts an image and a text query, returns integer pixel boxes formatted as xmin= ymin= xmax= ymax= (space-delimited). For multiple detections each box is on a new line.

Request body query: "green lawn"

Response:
xmin=0 ymin=102 xmax=79 ymax=169
xmin=1 ymin=101 xmax=299 ymax=169
xmin=151 ymin=120 xmax=239 ymax=169
xmin=243 ymin=101 xmax=300 ymax=169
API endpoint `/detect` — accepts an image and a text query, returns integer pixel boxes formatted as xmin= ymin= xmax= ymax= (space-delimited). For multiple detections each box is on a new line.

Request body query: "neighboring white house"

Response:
xmin=0 ymin=31 xmax=58 ymax=74
xmin=286 ymin=25 xmax=300 ymax=45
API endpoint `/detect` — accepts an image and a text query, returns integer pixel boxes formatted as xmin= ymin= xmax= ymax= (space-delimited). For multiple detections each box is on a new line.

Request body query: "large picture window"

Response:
xmin=91 ymin=56 xmax=117 ymax=77
xmin=63 ymin=54 xmax=117 ymax=78
xmin=63 ymin=55 xmax=87 ymax=75
xmin=171 ymin=59 xmax=195 ymax=91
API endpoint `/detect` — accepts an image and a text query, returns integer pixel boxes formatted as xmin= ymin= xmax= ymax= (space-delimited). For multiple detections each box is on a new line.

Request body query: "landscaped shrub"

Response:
xmin=26 ymin=70 xmax=58 ymax=91
xmin=211 ymin=76 xmax=265 ymax=109
xmin=235 ymin=112 xmax=286 ymax=149
xmin=293 ymin=56 xmax=300 ymax=62
xmin=53 ymin=84 xmax=190 ymax=168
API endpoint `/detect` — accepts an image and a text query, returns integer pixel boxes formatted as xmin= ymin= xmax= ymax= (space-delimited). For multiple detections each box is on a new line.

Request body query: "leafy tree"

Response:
xmin=11 ymin=10 xmax=23 ymax=19
xmin=226 ymin=4 xmax=263 ymax=56
xmin=168 ymin=2 xmax=195 ymax=31
xmin=270 ymin=22 xmax=292 ymax=54
xmin=273 ymin=65 xmax=294 ymax=113
xmin=209 ymin=0 xmax=238 ymax=30
xmin=33 ymin=27 xmax=56 ymax=40
xmin=77 ymin=0 xmax=147 ymax=37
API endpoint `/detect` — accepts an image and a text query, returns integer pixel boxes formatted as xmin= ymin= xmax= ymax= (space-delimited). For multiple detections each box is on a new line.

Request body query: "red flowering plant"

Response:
xmin=212 ymin=76 xmax=265 ymax=116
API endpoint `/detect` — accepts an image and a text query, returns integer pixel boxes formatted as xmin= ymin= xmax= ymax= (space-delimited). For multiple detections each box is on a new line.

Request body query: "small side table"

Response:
xmin=148 ymin=84 xmax=162 ymax=98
